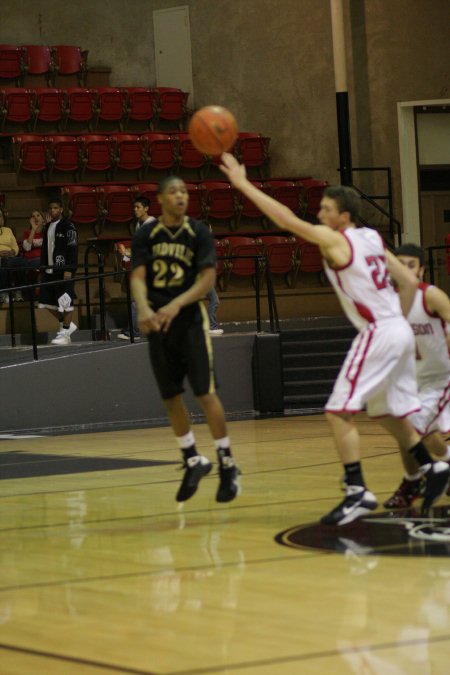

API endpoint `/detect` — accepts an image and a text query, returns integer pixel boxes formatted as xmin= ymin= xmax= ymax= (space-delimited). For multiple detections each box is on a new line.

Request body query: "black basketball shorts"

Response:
xmin=38 ymin=271 xmax=76 ymax=311
xmin=148 ymin=304 xmax=218 ymax=400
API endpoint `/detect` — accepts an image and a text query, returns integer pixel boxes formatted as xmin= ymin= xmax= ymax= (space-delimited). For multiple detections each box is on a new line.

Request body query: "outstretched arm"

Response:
xmin=220 ymin=153 xmax=342 ymax=252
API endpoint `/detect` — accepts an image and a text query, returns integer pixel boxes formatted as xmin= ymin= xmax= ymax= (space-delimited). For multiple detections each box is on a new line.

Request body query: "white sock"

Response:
xmin=176 ymin=431 xmax=195 ymax=449
xmin=442 ymin=445 xmax=450 ymax=461
xmin=214 ymin=436 xmax=230 ymax=450
xmin=405 ymin=471 xmax=423 ymax=481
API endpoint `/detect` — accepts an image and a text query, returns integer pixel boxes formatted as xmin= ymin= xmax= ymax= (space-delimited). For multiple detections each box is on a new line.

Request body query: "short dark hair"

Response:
xmin=134 ymin=196 xmax=150 ymax=208
xmin=395 ymin=243 xmax=425 ymax=267
xmin=48 ymin=197 xmax=63 ymax=208
xmin=323 ymin=185 xmax=360 ymax=222
xmin=158 ymin=175 xmax=185 ymax=194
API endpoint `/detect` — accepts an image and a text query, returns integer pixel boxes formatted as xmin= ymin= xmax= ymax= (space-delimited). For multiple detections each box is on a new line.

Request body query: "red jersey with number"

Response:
xmin=407 ymin=282 xmax=450 ymax=384
xmin=324 ymin=227 xmax=402 ymax=331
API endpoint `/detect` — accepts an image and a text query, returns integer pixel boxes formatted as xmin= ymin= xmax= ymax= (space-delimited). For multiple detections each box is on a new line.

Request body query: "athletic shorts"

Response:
xmin=409 ymin=377 xmax=450 ymax=435
xmin=38 ymin=272 xmax=76 ymax=312
xmin=325 ymin=316 xmax=420 ymax=418
xmin=148 ymin=303 xmax=217 ymax=400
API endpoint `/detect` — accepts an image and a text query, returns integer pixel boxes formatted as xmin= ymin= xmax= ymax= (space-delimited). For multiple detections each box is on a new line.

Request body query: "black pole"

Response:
xmin=336 ymin=91 xmax=352 ymax=186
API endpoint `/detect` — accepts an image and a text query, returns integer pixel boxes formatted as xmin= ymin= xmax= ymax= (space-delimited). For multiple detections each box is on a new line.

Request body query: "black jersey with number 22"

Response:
xmin=131 ymin=216 xmax=216 ymax=311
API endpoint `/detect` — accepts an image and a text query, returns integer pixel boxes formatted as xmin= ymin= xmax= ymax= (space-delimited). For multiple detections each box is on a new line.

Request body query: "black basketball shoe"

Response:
xmin=421 ymin=461 xmax=450 ymax=515
xmin=176 ymin=455 xmax=212 ymax=502
xmin=383 ymin=476 xmax=424 ymax=509
xmin=216 ymin=458 xmax=241 ymax=503
xmin=321 ymin=486 xmax=378 ymax=526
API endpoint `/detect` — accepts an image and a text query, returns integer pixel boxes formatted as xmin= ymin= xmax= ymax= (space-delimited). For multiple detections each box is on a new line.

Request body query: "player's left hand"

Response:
xmin=156 ymin=300 xmax=181 ymax=332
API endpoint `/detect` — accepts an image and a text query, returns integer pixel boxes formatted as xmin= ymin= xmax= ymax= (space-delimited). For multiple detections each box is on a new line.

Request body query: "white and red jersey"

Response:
xmin=408 ymin=282 xmax=450 ymax=385
xmin=324 ymin=227 xmax=402 ymax=331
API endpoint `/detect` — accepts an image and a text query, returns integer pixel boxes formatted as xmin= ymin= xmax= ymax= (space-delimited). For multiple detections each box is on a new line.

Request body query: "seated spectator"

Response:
xmin=19 ymin=210 xmax=47 ymax=295
xmin=0 ymin=207 xmax=22 ymax=303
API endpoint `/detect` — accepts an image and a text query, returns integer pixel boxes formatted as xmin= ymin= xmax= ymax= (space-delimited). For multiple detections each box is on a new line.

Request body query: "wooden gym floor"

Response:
xmin=1 ymin=414 xmax=449 ymax=674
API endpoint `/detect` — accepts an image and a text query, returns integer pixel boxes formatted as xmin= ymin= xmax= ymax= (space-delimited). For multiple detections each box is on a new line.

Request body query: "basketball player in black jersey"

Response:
xmin=130 ymin=177 xmax=241 ymax=503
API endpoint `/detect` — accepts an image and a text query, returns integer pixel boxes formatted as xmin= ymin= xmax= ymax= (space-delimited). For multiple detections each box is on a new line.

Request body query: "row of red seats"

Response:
xmin=11 ymin=132 xmax=271 ymax=180
xmin=115 ymin=234 xmax=324 ymax=289
xmin=0 ymin=86 xmax=189 ymax=131
xmin=61 ymin=179 xmax=327 ymax=234
xmin=0 ymin=45 xmax=88 ymax=86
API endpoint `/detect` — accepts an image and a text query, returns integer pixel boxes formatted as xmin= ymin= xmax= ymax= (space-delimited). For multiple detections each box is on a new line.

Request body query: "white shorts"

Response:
xmin=326 ymin=317 xmax=420 ymax=418
xmin=409 ymin=378 xmax=450 ymax=436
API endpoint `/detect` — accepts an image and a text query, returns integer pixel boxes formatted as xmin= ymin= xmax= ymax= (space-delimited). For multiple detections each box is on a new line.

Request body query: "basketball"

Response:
xmin=188 ymin=105 xmax=238 ymax=155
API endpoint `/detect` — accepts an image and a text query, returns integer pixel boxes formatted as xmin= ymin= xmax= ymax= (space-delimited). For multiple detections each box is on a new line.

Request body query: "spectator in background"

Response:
xmin=21 ymin=210 xmax=46 ymax=267
xmin=38 ymin=199 xmax=78 ymax=346
xmin=206 ymin=287 xmax=224 ymax=335
xmin=0 ymin=207 xmax=22 ymax=303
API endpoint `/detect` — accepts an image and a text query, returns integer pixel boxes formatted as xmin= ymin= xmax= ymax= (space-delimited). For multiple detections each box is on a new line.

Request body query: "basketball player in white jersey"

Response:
xmin=383 ymin=243 xmax=450 ymax=508
xmin=220 ymin=152 xmax=450 ymax=525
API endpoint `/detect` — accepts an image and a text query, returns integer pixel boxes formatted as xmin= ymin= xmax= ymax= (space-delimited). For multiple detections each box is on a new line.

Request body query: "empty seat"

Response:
xmin=110 ymin=133 xmax=144 ymax=177
xmin=237 ymin=179 xmax=272 ymax=228
xmin=79 ymin=134 xmax=113 ymax=178
xmin=294 ymin=237 xmax=325 ymax=284
xmin=97 ymin=185 xmax=135 ymax=233
xmin=264 ymin=180 xmax=304 ymax=215
xmin=62 ymin=185 xmax=100 ymax=225
xmin=12 ymin=134 xmax=47 ymax=176
xmin=46 ymin=134 xmax=80 ymax=178
xmin=63 ymin=87 xmax=96 ymax=128
xmin=297 ymin=178 xmax=328 ymax=219
xmin=141 ymin=132 xmax=177 ymax=172
xmin=223 ymin=235 xmax=264 ymax=289
xmin=23 ymin=45 xmax=58 ymax=85
xmin=131 ymin=182 xmax=161 ymax=218
xmin=52 ymin=45 xmax=88 ymax=85
xmin=122 ymin=87 xmax=159 ymax=130
xmin=184 ymin=181 xmax=205 ymax=220
xmin=31 ymin=87 xmax=66 ymax=129
xmin=0 ymin=87 xmax=33 ymax=130
xmin=172 ymin=131 xmax=208 ymax=175
xmin=154 ymin=87 xmax=189 ymax=128
xmin=0 ymin=45 xmax=27 ymax=85
xmin=201 ymin=181 xmax=238 ymax=230
xmin=94 ymin=87 xmax=126 ymax=129
xmin=259 ymin=235 xmax=297 ymax=287
xmin=236 ymin=132 xmax=271 ymax=178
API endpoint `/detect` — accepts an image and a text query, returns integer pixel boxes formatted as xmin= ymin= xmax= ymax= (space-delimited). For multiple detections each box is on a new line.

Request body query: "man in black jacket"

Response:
xmin=38 ymin=198 xmax=78 ymax=345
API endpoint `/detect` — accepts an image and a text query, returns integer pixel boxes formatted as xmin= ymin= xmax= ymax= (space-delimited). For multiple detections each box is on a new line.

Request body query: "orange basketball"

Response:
xmin=188 ymin=105 xmax=238 ymax=155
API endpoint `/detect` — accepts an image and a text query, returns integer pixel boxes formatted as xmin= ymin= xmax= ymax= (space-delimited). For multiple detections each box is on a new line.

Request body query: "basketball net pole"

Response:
xmin=330 ymin=0 xmax=353 ymax=186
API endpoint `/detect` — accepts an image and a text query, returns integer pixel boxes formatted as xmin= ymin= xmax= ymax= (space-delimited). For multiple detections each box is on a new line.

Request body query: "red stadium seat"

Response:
xmin=258 ymin=235 xmax=297 ymax=287
xmin=122 ymin=87 xmax=159 ymax=130
xmin=52 ymin=45 xmax=88 ymax=85
xmin=201 ymin=181 xmax=238 ymax=230
xmin=46 ymin=134 xmax=80 ymax=179
xmin=79 ymin=134 xmax=113 ymax=179
xmin=0 ymin=87 xmax=33 ymax=130
xmin=223 ymin=235 xmax=264 ymax=289
xmin=63 ymin=87 xmax=96 ymax=129
xmin=172 ymin=131 xmax=208 ymax=175
xmin=131 ymin=182 xmax=160 ymax=218
xmin=264 ymin=180 xmax=304 ymax=215
xmin=23 ymin=46 xmax=58 ymax=85
xmin=62 ymin=185 xmax=100 ymax=225
xmin=294 ymin=237 xmax=325 ymax=285
xmin=31 ymin=88 xmax=66 ymax=129
xmin=93 ymin=87 xmax=126 ymax=130
xmin=184 ymin=181 xmax=205 ymax=220
xmin=12 ymin=133 xmax=47 ymax=176
xmin=0 ymin=45 xmax=27 ymax=85
xmin=110 ymin=133 xmax=144 ymax=177
xmin=237 ymin=179 xmax=272 ymax=228
xmin=154 ymin=87 xmax=189 ymax=129
xmin=297 ymin=178 xmax=329 ymax=219
xmin=236 ymin=132 xmax=271 ymax=178
xmin=97 ymin=185 xmax=135 ymax=234
xmin=141 ymin=132 xmax=177 ymax=172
